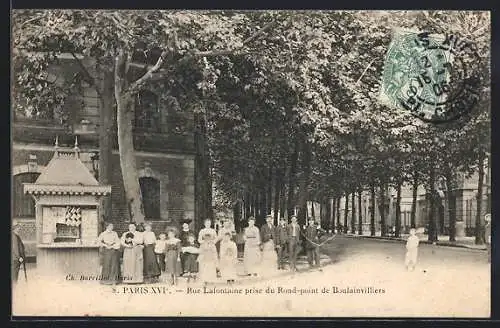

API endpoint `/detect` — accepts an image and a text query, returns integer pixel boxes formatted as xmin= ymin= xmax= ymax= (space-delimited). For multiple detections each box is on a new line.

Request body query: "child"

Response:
xmin=405 ymin=228 xmax=420 ymax=271
xmin=154 ymin=233 xmax=167 ymax=273
xmin=219 ymin=231 xmax=238 ymax=284
xmin=198 ymin=219 xmax=219 ymax=285
xmin=164 ymin=228 xmax=181 ymax=285
xmin=181 ymin=234 xmax=200 ymax=283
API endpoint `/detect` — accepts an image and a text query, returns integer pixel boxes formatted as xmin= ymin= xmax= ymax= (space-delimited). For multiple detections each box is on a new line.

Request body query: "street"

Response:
xmin=12 ymin=236 xmax=490 ymax=317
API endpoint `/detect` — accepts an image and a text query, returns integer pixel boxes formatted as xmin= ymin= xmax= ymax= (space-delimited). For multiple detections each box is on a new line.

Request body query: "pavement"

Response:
xmin=341 ymin=232 xmax=487 ymax=250
xmin=12 ymin=236 xmax=490 ymax=317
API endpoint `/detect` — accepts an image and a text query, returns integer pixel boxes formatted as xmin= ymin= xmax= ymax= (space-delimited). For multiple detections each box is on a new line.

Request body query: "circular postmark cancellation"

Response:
xmin=379 ymin=29 xmax=482 ymax=123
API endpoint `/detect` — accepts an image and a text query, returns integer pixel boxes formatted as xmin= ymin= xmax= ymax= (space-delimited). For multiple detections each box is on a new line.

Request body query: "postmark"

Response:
xmin=379 ymin=29 xmax=482 ymax=123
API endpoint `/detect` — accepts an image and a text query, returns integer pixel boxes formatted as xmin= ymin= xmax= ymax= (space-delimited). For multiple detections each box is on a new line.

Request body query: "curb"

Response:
xmin=343 ymin=234 xmax=487 ymax=251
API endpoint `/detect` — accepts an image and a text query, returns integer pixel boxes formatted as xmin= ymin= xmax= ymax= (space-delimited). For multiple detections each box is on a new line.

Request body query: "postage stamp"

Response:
xmin=379 ymin=29 xmax=482 ymax=123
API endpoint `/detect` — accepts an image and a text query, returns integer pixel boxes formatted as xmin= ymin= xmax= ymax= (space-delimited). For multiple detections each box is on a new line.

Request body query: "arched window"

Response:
xmin=139 ymin=177 xmax=161 ymax=219
xmin=134 ymin=90 xmax=160 ymax=131
xmin=13 ymin=172 xmax=40 ymax=218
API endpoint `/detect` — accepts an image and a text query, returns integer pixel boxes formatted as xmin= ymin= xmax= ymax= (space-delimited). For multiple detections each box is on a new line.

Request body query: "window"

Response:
xmin=139 ymin=177 xmax=161 ymax=219
xmin=134 ymin=90 xmax=160 ymax=131
xmin=13 ymin=173 xmax=40 ymax=218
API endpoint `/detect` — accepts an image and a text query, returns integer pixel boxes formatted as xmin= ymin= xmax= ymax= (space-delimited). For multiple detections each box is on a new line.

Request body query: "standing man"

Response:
xmin=287 ymin=215 xmax=301 ymax=272
xmin=485 ymin=213 xmax=491 ymax=263
xmin=260 ymin=215 xmax=276 ymax=250
xmin=275 ymin=217 xmax=289 ymax=270
xmin=304 ymin=217 xmax=323 ymax=269
xmin=12 ymin=222 xmax=26 ymax=285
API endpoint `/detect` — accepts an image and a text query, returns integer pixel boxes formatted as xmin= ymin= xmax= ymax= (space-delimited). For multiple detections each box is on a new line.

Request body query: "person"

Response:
xmin=219 ymin=231 xmax=238 ymax=284
xmin=142 ymin=222 xmax=161 ymax=283
xmin=303 ymin=217 xmax=323 ymax=269
xmin=275 ymin=217 xmax=289 ymax=270
xmin=405 ymin=228 xmax=420 ymax=271
xmin=218 ymin=220 xmax=237 ymax=241
xmin=154 ymin=233 xmax=167 ymax=273
xmin=197 ymin=219 xmax=219 ymax=285
xmin=287 ymin=215 xmax=301 ymax=272
xmin=181 ymin=233 xmax=199 ymax=283
xmin=179 ymin=222 xmax=193 ymax=276
xmin=164 ymin=228 xmax=182 ymax=285
xmin=97 ymin=222 xmax=120 ymax=285
xmin=120 ymin=223 xmax=144 ymax=284
xmin=243 ymin=216 xmax=261 ymax=276
xmin=485 ymin=214 xmax=491 ymax=263
xmin=260 ymin=215 xmax=278 ymax=274
xmin=12 ymin=222 xmax=26 ymax=285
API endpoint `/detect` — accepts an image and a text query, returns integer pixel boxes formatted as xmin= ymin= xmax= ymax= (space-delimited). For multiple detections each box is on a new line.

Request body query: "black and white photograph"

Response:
xmin=11 ymin=9 xmax=491 ymax=317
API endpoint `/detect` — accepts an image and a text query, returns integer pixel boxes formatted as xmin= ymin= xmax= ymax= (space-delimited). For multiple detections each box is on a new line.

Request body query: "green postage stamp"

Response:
xmin=379 ymin=29 xmax=481 ymax=123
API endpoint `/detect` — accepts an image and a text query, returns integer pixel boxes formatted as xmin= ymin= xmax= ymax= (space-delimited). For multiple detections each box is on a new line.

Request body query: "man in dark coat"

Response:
xmin=287 ymin=215 xmax=301 ymax=272
xmin=260 ymin=215 xmax=276 ymax=248
xmin=12 ymin=222 xmax=26 ymax=284
xmin=303 ymin=217 xmax=324 ymax=268
xmin=275 ymin=217 xmax=289 ymax=270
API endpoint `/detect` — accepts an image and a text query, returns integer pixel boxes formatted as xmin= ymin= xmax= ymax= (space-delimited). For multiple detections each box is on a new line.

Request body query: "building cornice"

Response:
xmin=24 ymin=183 xmax=111 ymax=196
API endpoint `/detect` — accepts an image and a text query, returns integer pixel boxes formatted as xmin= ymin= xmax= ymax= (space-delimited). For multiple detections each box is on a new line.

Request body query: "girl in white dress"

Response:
xmin=219 ymin=231 xmax=238 ymax=284
xmin=197 ymin=219 xmax=219 ymax=285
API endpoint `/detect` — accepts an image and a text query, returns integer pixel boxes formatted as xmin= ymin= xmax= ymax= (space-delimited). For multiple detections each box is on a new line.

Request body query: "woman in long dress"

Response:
xmin=121 ymin=223 xmax=144 ymax=284
xmin=260 ymin=216 xmax=279 ymax=275
xmin=142 ymin=222 xmax=161 ymax=283
xmin=243 ymin=217 xmax=261 ymax=276
xmin=164 ymin=228 xmax=181 ymax=285
xmin=98 ymin=223 xmax=121 ymax=285
xmin=219 ymin=231 xmax=238 ymax=283
xmin=197 ymin=219 xmax=219 ymax=284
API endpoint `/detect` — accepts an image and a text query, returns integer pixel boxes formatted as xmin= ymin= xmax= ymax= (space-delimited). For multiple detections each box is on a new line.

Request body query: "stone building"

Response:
xmin=12 ymin=56 xmax=201 ymax=258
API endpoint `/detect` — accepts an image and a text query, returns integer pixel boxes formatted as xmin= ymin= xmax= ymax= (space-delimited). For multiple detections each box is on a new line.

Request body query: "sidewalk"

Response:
xmin=342 ymin=232 xmax=487 ymax=250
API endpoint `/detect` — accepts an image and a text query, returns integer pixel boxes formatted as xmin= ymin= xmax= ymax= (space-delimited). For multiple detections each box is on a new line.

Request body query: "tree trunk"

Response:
xmin=311 ymin=201 xmax=315 ymax=218
xmin=114 ymin=54 xmax=144 ymax=223
xmin=336 ymin=197 xmax=341 ymax=232
xmin=296 ymin=141 xmax=312 ymax=227
xmin=475 ymin=154 xmax=485 ymax=245
xmin=358 ymin=189 xmax=363 ymax=235
xmin=287 ymin=139 xmax=299 ymax=217
xmin=370 ymin=183 xmax=376 ymax=236
xmin=98 ymin=69 xmax=114 ymax=225
xmin=428 ymin=168 xmax=437 ymax=242
xmin=395 ymin=182 xmax=402 ymax=238
xmin=379 ymin=184 xmax=387 ymax=237
xmin=351 ymin=192 xmax=356 ymax=234
xmin=343 ymin=192 xmax=349 ymax=234
xmin=410 ymin=174 xmax=418 ymax=229
xmin=331 ymin=197 xmax=336 ymax=233
xmin=195 ymin=111 xmax=213 ymax=231
xmin=445 ymin=171 xmax=457 ymax=242
xmin=267 ymin=168 xmax=273 ymax=217
xmin=274 ymin=169 xmax=281 ymax=224
xmin=244 ymin=190 xmax=251 ymax=220
xmin=379 ymin=184 xmax=387 ymax=236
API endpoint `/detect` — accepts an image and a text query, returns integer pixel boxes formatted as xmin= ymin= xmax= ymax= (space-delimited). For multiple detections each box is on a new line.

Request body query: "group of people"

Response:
xmin=96 ymin=214 xmax=327 ymax=286
xmin=243 ymin=214 xmax=326 ymax=275
xmin=98 ymin=221 xmax=199 ymax=286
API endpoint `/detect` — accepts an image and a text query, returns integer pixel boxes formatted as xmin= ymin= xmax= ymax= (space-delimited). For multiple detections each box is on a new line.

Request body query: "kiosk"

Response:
xmin=24 ymin=138 xmax=111 ymax=278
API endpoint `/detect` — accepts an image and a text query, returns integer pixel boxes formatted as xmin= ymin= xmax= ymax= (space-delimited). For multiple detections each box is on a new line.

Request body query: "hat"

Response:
xmin=12 ymin=221 xmax=21 ymax=229
xmin=248 ymin=216 xmax=255 ymax=221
